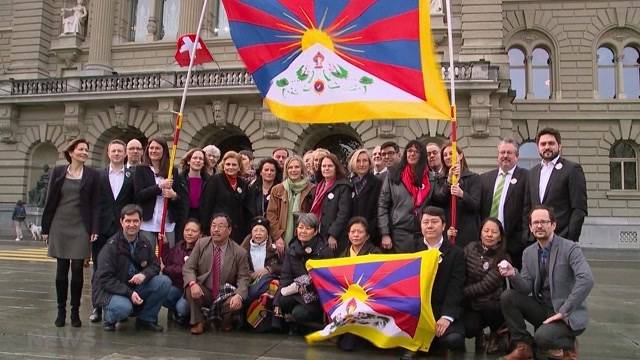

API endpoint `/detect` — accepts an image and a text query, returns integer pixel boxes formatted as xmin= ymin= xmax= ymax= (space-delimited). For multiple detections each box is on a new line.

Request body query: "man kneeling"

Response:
xmin=93 ymin=204 xmax=171 ymax=331
xmin=183 ymin=213 xmax=249 ymax=335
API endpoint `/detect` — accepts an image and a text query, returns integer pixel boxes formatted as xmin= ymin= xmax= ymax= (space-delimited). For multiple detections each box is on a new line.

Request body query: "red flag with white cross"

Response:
xmin=174 ymin=34 xmax=214 ymax=67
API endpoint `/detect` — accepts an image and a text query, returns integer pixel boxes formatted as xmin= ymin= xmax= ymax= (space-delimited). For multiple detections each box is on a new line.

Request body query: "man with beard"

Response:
xmin=527 ymin=128 xmax=587 ymax=242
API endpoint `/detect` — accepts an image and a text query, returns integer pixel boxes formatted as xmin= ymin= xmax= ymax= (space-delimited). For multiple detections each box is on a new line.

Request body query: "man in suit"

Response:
xmin=126 ymin=139 xmax=143 ymax=168
xmin=426 ymin=142 xmax=444 ymax=177
xmin=528 ymin=128 xmax=587 ymax=241
xmin=183 ymin=213 xmax=250 ymax=335
xmin=402 ymin=206 xmax=465 ymax=359
xmin=479 ymin=138 xmax=530 ymax=269
xmin=90 ymin=139 xmax=135 ymax=323
xmin=499 ymin=205 xmax=593 ymax=359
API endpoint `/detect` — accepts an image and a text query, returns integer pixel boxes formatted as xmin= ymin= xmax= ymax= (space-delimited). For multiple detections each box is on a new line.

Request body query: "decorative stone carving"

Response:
xmin=114 ymin=103 xmax=130 ymax=129
xmin=377 ymin=120 xmax=396 ymax=138
xmin=469 ymin=92 xmax=491 ymax=138
xmin=156 ymin=99 xmax=177 ymax=139
xmin=431 ymin=0 xmax=443 ymax=14
xmin=60 ymin=0 xmax=87 ymax=35
xmin=0 ymin=104 xmax=18 ymax=144
xmin=261 ymin=110 xmax=282 ymax=139
xmin=63 ymin=102 xmax=83 ymax=139
xmin=212 ymin=100 xmax=228 ymax=127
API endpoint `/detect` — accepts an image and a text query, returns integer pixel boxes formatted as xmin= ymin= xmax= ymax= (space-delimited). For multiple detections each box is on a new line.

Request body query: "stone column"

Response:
xmin=525 ymin=54 xmax=534 ymax=99
xmin=616 ymin=55 xmax=625 ymax=99
xmin=178 ymin=0 xmax=204 ymax=34
xmin=86 ymin=0 xmax=115 ymax=72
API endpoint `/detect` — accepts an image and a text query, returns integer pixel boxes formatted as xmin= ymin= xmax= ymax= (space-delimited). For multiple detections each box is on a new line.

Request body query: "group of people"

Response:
xmin=40 ymin=127 xmax=593 ymax=360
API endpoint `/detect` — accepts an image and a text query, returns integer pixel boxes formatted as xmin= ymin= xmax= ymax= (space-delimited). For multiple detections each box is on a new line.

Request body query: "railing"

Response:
xmin=440 ymin=63 xmax=473 ymax=81
xmin=11 ymin=78 xmax=68 ymax=95
xmin=176 ymin=70 xmax=255 ymax=88
xmin=80 ymin=73 xmax=163 ymax=92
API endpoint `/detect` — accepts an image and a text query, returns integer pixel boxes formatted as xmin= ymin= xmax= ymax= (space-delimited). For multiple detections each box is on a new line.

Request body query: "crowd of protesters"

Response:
xmin=40 ymin=127 xmax=592 ymax=359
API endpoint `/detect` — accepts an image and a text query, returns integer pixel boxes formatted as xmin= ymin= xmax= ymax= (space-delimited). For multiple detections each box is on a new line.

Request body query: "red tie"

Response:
xmin=211 ymin=246 xmax=221 ymax=298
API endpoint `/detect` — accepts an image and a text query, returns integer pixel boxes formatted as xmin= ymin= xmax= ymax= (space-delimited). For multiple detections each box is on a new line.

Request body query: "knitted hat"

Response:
xmin=249 ymin=216 xmax=270 ymax=234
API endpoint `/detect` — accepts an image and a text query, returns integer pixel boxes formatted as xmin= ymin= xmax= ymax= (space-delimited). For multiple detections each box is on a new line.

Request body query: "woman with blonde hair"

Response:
xmin=348 ymin=149 xmax=382 ymax=245
xmin=266 ymin=155 xmax=314 ymax=255
xmin=200 ymin=151 xmax=251 ymax=243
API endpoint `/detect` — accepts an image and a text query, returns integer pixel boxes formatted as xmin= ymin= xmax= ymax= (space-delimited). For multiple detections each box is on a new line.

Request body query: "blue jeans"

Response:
xmin=104 ymin=274 xmax=171 ymax=324
xmin=163 ymin=286 xmax=189 ymax=318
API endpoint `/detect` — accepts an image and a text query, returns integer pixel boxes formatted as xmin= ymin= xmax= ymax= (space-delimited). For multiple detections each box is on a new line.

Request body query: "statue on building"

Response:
xmin=60 ymin=0 xmax=88 ymax=35
xmin=431 ymin=0 xmax=443 ymax=14
xmin=28 ymin=164 xmax=50 ymax=208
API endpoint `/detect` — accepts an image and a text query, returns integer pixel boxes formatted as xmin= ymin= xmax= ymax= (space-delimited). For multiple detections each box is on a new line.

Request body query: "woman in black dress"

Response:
xmin=347 ymin=149 xmax=382 ymax=245
xmin=42 ymin=138 xmax=100 ymax=327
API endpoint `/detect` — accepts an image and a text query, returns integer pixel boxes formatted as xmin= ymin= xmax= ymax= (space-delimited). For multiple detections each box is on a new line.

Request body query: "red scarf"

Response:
xmin=310 ymin=178 xmax=335 ymax=221
xmin=225 ymin=174 xmax=238 ymax=191
xmin=401 ymin=165 xmax=431 ymax=210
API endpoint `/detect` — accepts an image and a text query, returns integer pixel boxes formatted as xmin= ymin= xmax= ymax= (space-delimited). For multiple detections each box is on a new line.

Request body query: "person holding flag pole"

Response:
xmin=157 ymin=0 xmax=214 ymax=260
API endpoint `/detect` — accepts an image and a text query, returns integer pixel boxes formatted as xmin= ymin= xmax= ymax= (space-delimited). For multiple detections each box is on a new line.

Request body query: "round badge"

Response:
xmin=304 ymin=247 xmax=313 ymax=254
xmin=237 ymin=187 xmax=243 ymax=194
xmin=141 ymin=261 xmax=148 ymax=267
xmin=510 ymin=178 xmax=518 ymax=185
xmin=266 ymin=195 xmax=270 ymax=201
xmin=184 ymin=255 xmax=189 ymax=262
xmin=438 ymin=255 xmax=443 ymax=264
xmin=351 ymin=191 xmax=355 ymax=199
xmin=555 ymin=163 xmax=563 ymax=170
xmin=483 ymin=261 xmax=490 ymax=271
xmin=125 ymin=171 xmax=131 ymax=178
xmin=327 ymin=193 xmax=334 ymax=200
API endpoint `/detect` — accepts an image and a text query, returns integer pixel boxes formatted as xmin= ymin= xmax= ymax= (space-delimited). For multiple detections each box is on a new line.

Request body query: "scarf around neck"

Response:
xmin=310 ymin=178 xmax=335 ymax=222
xmin=401 ymin=165 xmax=431 ymax=211
xmin=283 ymin=178 xmax=308 ymax=244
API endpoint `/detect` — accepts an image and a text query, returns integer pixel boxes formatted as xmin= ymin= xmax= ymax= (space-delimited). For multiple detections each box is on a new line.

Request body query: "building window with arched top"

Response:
xmin=532 ymin=48 xmax=551 ymax=99
xmin=508 ymin=48 xmax=526 ymax=100
xmin=597 ymin=46 xmax=616 ymax=99
xmin=214 ymin=1 xmax=231 ymax=38
xmin=518 ymin=141 xmax=540 ymax=169
xmin=623 ymin=46 xmax=640 ymax=99
xmin=161 ymin=0 xmax=179 ymax=40
xmin=610 ymin=141 xmax=638 ymax=191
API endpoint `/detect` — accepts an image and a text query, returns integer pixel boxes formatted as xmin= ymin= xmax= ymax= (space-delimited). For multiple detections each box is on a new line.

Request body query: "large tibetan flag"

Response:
xmin=221 ymin=0 xmax=451 ymax=123
xmin=305 ymin=250 xmax=440 ymax=351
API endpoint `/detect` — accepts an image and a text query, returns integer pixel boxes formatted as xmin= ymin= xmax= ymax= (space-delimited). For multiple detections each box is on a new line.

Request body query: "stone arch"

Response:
xmin=297 ymin=124 xmax=363 ymax=165
xmin=599 ymin=120 xmax=640 ymax=157
xmin=586 ymin=8 xmax=640 ymax=52
xmin=17 ymin=124 xmax=66 ymax=158
xmin=90 ymin=126 xmax=148 ymax=167
xmin=592 ymin=27 xmax=640 ymax=99
xmin=404 ymin=119 xmax=451 ymax=146
xmin=85 ymin=107 xmax=159 ymax=164
xmin=513 ymin=119 xmax=540 ymax=145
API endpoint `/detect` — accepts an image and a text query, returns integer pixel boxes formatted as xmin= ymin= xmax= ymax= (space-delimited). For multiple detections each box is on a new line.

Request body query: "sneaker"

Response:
xmin=103 ymin=321 xmax=116 ymax=331
xmin=15 ymin=237 xmax=20 ymax=241
xmin=89 ymin=308 xmax=102 ymax=323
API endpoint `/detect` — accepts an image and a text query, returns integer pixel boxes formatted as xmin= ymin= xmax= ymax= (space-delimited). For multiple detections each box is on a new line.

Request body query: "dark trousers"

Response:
xmin=463 ymin=306 xmax=504 ymax=338
xmin=278 ymin=295 xmax=324 ymax=324
xmin=501 ymin=289 xmax=583 ymax=350
xmin=430 ymin=319 xmax=466 ymax=352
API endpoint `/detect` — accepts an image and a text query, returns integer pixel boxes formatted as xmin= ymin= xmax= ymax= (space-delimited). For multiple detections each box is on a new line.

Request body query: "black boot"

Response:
xmin=70 ymin=277 xmax=83 ymax=328
xmin=54 ymin=278 xmax=68 ymax=327
xmin=70 ymin=307 xmax=82 ymax=327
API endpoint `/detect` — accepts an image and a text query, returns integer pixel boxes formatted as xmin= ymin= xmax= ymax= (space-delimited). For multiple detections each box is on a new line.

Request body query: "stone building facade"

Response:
xmin=0 ymin=0 xmax=638 ymax=248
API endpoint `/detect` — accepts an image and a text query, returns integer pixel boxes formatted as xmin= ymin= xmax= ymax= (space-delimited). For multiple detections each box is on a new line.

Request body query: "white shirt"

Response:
xmin=494 ymin=166 xmax=515 ymax=227
xmin=249 ymin=240 xmax=267 ymax=271
xmin=373 ymin=167 xmax=388 ymax=176
xmin=108 ymin=164 xmax=125 ymax=200
xmin=539 ymin=155 xmax=560 ymax=203
xmin=140 ymin=166 xmax=175 ymax=233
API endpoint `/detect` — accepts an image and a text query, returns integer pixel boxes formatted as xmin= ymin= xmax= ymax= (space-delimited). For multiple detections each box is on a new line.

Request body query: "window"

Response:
xmin=508 ymin=48 xmax=526 ymax=100
xmin=129 ymin=0 xmax=152 ymax=41
xmin=214 ymin=1 xmax=231 ymax=38
xmin=623 ymin=46 xmax=640 ymax=99
xmin=161 ymin=0 xmax=179 ymax=40
xmin=597 ymin=46 xmax=616 ymax=99
xmin=531 ymin=48 xmax=551 ymax=99
xmin=610 ymin=141 xmax=638 ymax=190
xmin=518 ymin=142 xmax=540 ymax=169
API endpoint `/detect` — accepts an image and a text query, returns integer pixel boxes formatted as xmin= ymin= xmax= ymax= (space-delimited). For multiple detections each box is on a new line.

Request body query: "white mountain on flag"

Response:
xmin=266 ymin=43 xmax=423 ymax=106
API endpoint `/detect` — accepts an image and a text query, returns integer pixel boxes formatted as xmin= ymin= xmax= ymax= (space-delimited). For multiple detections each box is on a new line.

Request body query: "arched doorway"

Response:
xmin=196 ymin=125 xmax=253 ymax=155
xmin=93 ymin=126 xmax=147 ymax=168
xmin=300 ymin=125 xmax=363 ymax=166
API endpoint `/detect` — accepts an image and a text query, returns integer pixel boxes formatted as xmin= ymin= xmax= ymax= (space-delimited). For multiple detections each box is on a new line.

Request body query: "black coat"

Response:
xmin=434 ymin=169 xmax=482 ymax=249
xmin=98 ymin=167 xmax=135 ymax=238
xmin=199 ymin=173 xmax=251 ymax=243
xmin=133 ymin=165 xmax=182 ymax=225
xmin=246 ymin=180 xmax=272 ymax=218
xmin=317 ymin=178 xmax=353 ymax=253
xmin=92 ymin=231 xmax=160 ymax=307
xmin=528 ymin=157 xmax=588 ymax=241
xmin=350 ymin=173 xmax=383 ymax=245
xmin=479 ymin=166 xmax=530 ymax=256
xmin=339 ymin=240 xmax=381 ymax=257
xmin=42 ymin=165 xmax=101 ymax=235
xmin=416 ymin=239 xmax=466 ymax=320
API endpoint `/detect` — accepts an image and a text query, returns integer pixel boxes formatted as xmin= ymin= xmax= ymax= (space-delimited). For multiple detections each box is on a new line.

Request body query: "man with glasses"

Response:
xmin=498 ymin=205 xmax=593 ymax=360
xmin=183 ymin=213 xmax=249 ymax=335
xmin=126 ymin=139 xmax=143 ymax=169
xmin=380 ymin=141 xmax=401 ymax=169
xmin=425 ymin=142 xmax=444 ymax=177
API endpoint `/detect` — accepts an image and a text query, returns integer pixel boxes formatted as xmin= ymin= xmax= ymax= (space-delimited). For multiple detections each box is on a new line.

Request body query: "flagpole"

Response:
xmin=444 ymin=0 xmax=458 ymax=245
xmin=158 ymin=0 xmax=210 ymax=260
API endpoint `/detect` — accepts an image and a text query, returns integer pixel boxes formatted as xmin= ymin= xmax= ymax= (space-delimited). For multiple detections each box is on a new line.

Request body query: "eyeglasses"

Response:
xmin=531 ymin=220 xmax=552 ymax=226
xmin=381 ymin=151 xmax=396 ymax=157
xmin=210 ymin=224 xmax=229 ymax=230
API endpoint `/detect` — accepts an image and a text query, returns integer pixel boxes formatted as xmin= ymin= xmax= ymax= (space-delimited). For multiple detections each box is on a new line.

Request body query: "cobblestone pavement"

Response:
xmin=0 ymin=242 xmax=637 ymax=360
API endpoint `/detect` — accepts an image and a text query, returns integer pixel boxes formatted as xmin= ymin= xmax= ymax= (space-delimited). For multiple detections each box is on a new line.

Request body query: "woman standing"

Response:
xmin=239 ymin=150 xmax=256 ymax=184
xmin=199 ymin=151 xmax=251 ymax=244
xmin=438 ymin=142 xmax=481 ymax=248
xmin=179 ymin=148 xmax=208 ymax=221
xmin=378 ymin=140 xmax=436 ymax=253
xmin=463 ymin=218 xmax=510 ymax=354
xmin=310 ymin=153 xmax=352 ymax=255
xmin=248 ymin=158 xmax=282 ymax=218
xmin=42 ymin=138 xmax=100 ymax=327
xmin=134 ymin=137 xmax=182 ymax=252
xmin=348 ymin=149 xmax=382 ymax=246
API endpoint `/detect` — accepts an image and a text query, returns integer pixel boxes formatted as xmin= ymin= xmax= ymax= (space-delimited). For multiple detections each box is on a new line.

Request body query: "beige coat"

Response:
xmin=265 ymin=182 xmax=314 ymax=241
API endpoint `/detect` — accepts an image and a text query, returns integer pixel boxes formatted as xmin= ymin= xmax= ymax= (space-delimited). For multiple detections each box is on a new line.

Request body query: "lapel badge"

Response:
xmin=351 ymin=191 xmax=355 ymax=199
xmin=266 ymin=194 xmax=271 ymax=201
xmin=510 ymin=178 xmax=517 ymax=185
xmin=184 ymin=256 xmax=189 ymax=263
xmin=555 ymin=163 xmax=563 ymax=170
xmin=438 ymin=254 xmax=443 ymax=264
xmin=483 ymin=261 xmax=490 ymax=271
xmin=125 ymin=171 xmax=131 ymax=178
xmin=327 ymin=193 xmax=334 ymax=200
xmin=304 ymin=246 xmax=313 ymax=254
xmin=237 ymin=187 xmax=243 ymax=194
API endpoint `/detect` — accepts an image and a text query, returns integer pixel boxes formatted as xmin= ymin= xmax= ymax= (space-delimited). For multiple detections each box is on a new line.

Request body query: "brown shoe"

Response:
xmin=501 ymin=342 xmax=533 ymax=360
xmin=190 ymin=321 xmax=205 ymax=335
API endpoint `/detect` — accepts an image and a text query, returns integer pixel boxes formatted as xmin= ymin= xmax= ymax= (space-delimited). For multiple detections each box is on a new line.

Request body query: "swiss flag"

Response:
xmin=174 ymin=34 xmax=214 ymax=67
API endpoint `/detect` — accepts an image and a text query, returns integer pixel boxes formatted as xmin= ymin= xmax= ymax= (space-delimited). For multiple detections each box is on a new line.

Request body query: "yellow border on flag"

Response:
xmin=305 ymin=250 xmax=440 ymax=352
